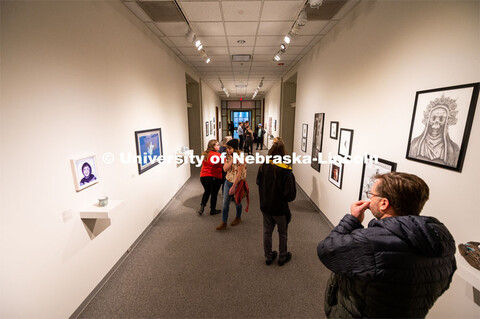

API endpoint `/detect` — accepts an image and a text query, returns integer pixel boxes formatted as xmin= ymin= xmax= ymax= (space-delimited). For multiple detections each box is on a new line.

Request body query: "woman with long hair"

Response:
xmin=198 ymin=139 xmax=222 ymax=216
xmin=216 ymin=138 xmax=247 ymax=230
xmin=256 ymin=137 xmax=296 ymax=265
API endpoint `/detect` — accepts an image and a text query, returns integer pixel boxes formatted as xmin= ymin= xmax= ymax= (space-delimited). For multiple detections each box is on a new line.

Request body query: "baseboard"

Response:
xmin=295 ymin=182 xmax=334 ymax=229
xmin=70 ymin=175 xmax=192 ymax=319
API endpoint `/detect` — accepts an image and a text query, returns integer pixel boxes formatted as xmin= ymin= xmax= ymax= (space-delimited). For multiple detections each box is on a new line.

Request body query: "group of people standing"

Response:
xmin=198 ymin=135 xmax=296 ymax=266
xmin=230 ymin=121 xmax=266 ymax=155
xmin=197 ymin=131 xmax=456 ymax=318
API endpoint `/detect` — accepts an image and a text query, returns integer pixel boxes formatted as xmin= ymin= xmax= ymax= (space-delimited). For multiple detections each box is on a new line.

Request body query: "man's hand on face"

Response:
xmin=350 ymin=200 xmax=370 ymax=223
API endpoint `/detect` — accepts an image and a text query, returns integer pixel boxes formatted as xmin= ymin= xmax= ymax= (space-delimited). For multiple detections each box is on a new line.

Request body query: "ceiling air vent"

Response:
xmin=231 ymin=54 xmax=251 ymax=62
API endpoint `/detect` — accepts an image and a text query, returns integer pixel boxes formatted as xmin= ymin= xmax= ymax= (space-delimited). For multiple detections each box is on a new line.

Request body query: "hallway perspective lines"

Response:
xmin=79 ymin=155 xmax=334 ymax=318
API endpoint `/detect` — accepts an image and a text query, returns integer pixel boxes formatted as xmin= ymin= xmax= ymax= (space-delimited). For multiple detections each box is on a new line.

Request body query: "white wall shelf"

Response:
xmin=79 ymin=200 xmax=124 ymax=219
xmin=456 ymin=254 xmax=480 ymax=291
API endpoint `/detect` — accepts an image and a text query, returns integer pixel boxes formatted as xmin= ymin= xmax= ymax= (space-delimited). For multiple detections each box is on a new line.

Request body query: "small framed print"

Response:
xmin=338 ymin=128 xmax=354 ymax=157
xmin=135 ymin=128 xmax=163 ymax=175
xmin=311 ymin=113 xmax=325 ymax=172
xmin=328 ymin=159 xmax=344 ymax=189
xmin=330 ymin=121 xmax=339 ymax=139
xmin=210 ymin=120 xmax=213 ymax=134
xmin=358 ymin=156 xmax=397 ymax=201
xmin=205 ymin=121 xmax=209 ymax=136
xmin=301 ymin=137 xmax=307 ymax=152
xmin=302 ymin=123 xmax=308 ymax=138
xmin=274 ymin=119 xmax=277 ymax=131
xmin=71 ymin=155 xmax=99 ymax=192
xmin=406 ymin=82 xmax=479 ymax=172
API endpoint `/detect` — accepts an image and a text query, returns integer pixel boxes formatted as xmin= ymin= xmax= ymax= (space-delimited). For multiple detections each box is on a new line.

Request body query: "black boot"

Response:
xmin=197 ymin=204 xmax=205 ymax=215
xmin=210 ymin=209 xmax=221 ymax=215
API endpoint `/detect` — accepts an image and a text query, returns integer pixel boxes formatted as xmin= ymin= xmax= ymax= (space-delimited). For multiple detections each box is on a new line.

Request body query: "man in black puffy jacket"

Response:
xmin=317 ymin=172 xmax=456 ymax=318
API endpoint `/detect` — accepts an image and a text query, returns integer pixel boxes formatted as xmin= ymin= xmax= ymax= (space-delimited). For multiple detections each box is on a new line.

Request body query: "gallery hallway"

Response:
xmin=77 ymin=153 xmax=334 ymax=318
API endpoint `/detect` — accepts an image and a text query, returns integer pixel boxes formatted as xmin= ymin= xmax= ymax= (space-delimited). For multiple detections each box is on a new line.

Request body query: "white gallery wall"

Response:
xmin=201 ymin=81 xmax=221 ymax=149
xmin=0 ymin=1 xmax=210 ymax=317
xmin=264 ymin=81 xmax=282 ymax=149
xmin=293 ymin=0 xmax=479 ymax=317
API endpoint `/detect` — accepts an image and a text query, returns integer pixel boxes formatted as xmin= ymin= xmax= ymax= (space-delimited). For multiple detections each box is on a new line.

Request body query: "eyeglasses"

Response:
xmin=365 ymin=191 xmax=382 ymax=199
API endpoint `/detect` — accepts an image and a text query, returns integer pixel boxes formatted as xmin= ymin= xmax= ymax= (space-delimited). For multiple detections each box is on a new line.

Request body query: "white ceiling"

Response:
xmin=124 ymin=0 xmax=361 ymax=99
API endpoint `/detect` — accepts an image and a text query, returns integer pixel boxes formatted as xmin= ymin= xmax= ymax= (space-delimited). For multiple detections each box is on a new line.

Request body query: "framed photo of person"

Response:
xmin=311 ymin=113 xmax=325 ymax=172
xmin=358 ymin=156 xmax=397 ymax=200
xmin=328 ymin=159 xmax=344 ymax=189
xmin=301 ymin=137 xmax=307 ymax=152
xmin=302 ymin=123 xmax=308 ymax=138
xmin=406 ymin=82 xmax=479 ymax=172
xmin=71 ymin=155 xmax=99 ymax=191
xmin=338 ymin=128 xmax=354 ymax=157
xmin=135 ymin=128 xmax=163 ymax=175
xmin=330 ymin=121 xmax=339 ymax=139
xmin=205 ymin=121 xmax=209 ymax=136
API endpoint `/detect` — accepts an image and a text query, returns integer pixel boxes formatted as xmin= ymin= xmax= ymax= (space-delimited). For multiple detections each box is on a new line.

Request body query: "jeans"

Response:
xmin=222 ymin=180 xmax=242 ymax=223
xmin=262 ymin=213 xmax=288 ymax=261
xmin=200 ymin=176 xmax=221 ymax=210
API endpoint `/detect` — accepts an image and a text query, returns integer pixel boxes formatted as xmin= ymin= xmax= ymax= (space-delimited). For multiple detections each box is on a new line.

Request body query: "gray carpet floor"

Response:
xmin=78 ymin=151 xmax=333 ymax=318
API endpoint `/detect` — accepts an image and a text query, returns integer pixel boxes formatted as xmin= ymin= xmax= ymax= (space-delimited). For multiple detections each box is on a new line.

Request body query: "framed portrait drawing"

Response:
xmin=205 ymin=121 xmax=209 ymax=136
xmin=338 ymin=128 xmax=354 ymax=157
xmin=301 ymin=137 xmax=307 ymax=153
xmin=302 ymin=123 xmax=308 ymax=138
xmin=358 ymin=156 xmax=397 ymax=201
xmin=330 ymin=121 xmax=339 ymax=139
xmin=328 ymin=159 xmax=344 ymax=189
xmin=311 ymin=113 xmax=325 ymax=172
xmin=135 ymin=128 xmax=163 ymax=175
xmin=406 ymin=82 xmax=479 ymax=172
xmin=71 ymin=155 xmax=99 ymax=191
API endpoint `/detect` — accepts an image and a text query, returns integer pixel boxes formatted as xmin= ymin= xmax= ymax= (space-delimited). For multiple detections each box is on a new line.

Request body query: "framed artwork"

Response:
xmin=301 ymin=137 xmax=307 ymax=152
xmin=268 ymin=117 xmax=272 ymax=136
xmin=358 ymin=156 xmax=397 ymax=201
xmin=328 ymin=159 xmax=344 ymax=189
xmin=406 ymin=82 xmax=479 ymax=172
xmin=205 ymin=121 xmax=209 ymax=136
xmin=311 ymin=113 xmax=325 ymax=172
xmin=338 ymin=128 xmax=354 ymax=157
xmin=274 ymin=119 xmax=277 ymax=131
xmin=210 ymin=120 xmax=213 ymax=133
xmin=219 ymin=121 xmax=221 ymax=129
xmin=71 ymin=155 xmax=99 ymax=191
xmin=330 ymin=121 xmax=339 ymax=139
xmin=135 ymin=128 xmax=163 ymax=175
xmin=302 ymin=123 xmax=308 ymax=138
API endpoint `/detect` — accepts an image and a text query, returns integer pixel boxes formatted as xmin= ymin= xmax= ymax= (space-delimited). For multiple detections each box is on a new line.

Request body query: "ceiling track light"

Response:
xmin=185 ymin=28 xmax=195 ymax=43
xmin=309 ymin=0 xmax=323 ymax=9
xmin=296 ymin=8 xmax=308 ymax=27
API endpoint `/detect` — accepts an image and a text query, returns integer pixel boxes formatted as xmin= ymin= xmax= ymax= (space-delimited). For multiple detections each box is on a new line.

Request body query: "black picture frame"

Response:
xmin=301 ymin=137 xmax=307 ymax=152
xmin=406 ymin=82 xmax=479 ymax=172
xmin=358 ymin=156 xmax=397 ymax=201
xmin=205 ymin=121 xmax=209 ymax=136
xmin=328 ymin=159 xmax=344 ymax=189
xmin=330 ymin=121 xmax=339 ymax=139
xmin=311 ymin=113 xmax=325 ymax=172
xmin=302 ymin=123 xmax=308 ymax=138
xmin=338 ymin=128 xmax=354 ymax=157
xmin=134 ymin=128 xmax=163 ymax=175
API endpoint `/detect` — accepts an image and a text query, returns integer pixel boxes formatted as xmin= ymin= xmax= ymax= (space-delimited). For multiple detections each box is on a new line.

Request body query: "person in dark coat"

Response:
xmin=317 ymin=172 xmax=456 ymax=318
xmin=257 ymin=137 xmax=296 ymax=266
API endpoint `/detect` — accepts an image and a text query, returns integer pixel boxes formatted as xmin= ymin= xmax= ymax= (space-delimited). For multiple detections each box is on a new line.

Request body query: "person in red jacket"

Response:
xmin=198 ymin=139 xmax=223 ymax=216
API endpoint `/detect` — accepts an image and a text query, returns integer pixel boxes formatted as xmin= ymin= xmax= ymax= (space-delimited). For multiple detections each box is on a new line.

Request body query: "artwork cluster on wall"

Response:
xmin=309 ymin=82 xmax=478 ymax=192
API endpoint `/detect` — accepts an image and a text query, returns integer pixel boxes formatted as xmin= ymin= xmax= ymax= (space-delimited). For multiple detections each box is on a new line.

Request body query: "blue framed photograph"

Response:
xmin=135 ymin=128 xmax=163 ymax=174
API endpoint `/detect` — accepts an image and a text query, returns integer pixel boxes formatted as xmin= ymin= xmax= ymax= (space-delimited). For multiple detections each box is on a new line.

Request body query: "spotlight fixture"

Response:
xmin=185 ymin=28 xmax=195 ymax=42
xmin=280 ymin=44 xmax=286 ymax=50
xmin=219 ymin=78 xmax=229 ymax=97
xmin=252 ymin=77 xmax=264 ymax=99
xmin=309 ymin=0 xmax=323 ymax=9
xmin=195 ymin=39 xmax=202 ymax=48
xmin=284 ymin=35 xmax=291 ymax=44
xmin=197 ymin=44 xmax=203 ymax=51
xmin=296 ymin=8 xmax=307 ymax=27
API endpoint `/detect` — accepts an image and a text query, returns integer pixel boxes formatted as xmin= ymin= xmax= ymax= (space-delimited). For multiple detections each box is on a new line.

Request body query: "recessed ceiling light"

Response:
xmin=237 ymin=40 xmax=246 ymax=44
